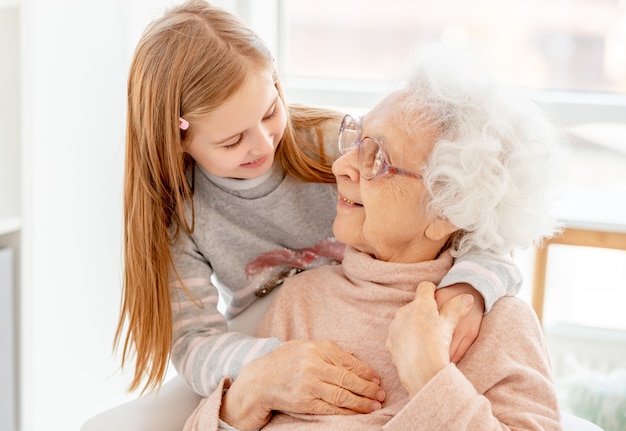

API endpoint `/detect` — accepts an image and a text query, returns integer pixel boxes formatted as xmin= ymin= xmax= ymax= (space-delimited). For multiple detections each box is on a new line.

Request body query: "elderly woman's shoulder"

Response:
xmin=484 ymin=297 xmax=544 ymax=336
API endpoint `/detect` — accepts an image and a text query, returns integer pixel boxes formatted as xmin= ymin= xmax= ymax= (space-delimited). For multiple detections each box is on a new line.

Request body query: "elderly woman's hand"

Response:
xmin=386 ymin=281 xmax=474 ymax=397
xmin=219 ymin=339 xmax=385 ymax=430
xmin=435 ymin=283 xmax=485 ymax=363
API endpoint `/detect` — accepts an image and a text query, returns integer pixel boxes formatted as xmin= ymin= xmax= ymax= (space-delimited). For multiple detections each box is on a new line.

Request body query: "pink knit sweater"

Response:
xmin=184 ymin=246 xmax=561 ymax=430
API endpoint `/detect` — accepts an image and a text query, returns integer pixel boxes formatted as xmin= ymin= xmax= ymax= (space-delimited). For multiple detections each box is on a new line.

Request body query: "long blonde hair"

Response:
xmin=115 ymin=0 xmax=342 ymax=394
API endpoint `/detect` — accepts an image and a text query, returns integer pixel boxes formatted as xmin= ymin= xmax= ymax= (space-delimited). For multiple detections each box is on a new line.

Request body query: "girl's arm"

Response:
xmin=439 ymin=249 xmax=522 ymax=312
xmin=169 ymin=277 xmax=281 ymax=397
xmin=169 ymin=230 xmax=282 ymax=397
xmin=435 ymin=250 xmax=523 ymax=362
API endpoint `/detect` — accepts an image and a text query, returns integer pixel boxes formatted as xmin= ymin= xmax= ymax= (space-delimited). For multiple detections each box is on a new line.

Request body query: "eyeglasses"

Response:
xmin=338 ymin=115 xmax=423 ymax=181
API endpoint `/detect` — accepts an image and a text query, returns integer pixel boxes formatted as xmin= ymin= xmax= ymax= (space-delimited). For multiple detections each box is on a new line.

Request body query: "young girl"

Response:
xmin=116 ymin=0 xmax=522 ymax=416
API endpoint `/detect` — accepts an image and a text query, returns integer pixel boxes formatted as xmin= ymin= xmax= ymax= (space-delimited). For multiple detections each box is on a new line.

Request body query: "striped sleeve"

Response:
xmin=438 ymin=250 xmax=522 ymax=312
xmin=170 ymin=277 xmax=282 ymax=396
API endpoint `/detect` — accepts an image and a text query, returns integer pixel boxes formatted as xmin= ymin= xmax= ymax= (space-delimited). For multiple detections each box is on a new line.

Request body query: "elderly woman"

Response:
xmin=183 ymin=45 xmax=563 ymax=431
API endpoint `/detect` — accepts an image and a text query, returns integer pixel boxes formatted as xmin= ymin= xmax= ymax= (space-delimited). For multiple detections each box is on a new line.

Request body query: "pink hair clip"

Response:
xmin=179 ymin=117 xmax=189 ymax=131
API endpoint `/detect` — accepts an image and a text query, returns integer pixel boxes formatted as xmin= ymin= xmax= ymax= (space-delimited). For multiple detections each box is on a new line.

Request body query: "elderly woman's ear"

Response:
xmin=425 ymin=216 xmax=458 ymax=241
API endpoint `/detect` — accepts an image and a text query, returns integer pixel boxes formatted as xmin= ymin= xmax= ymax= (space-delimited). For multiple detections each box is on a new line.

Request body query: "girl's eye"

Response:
xmin=223 ymin=135 xmax=243 ymax=150
xmin=263 ymin=103 xmax=277 ymax=120
xmin=219 ymin=100 xmax=278 ymax=150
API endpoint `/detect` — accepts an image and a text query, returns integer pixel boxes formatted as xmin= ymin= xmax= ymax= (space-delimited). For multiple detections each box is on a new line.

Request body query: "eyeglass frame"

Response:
xmin=338 ymin=114 xmax=423 ymax=181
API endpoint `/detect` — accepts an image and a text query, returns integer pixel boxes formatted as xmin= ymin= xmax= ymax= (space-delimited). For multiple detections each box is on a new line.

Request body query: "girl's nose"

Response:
xmin=249 ymin=125 xmax=275 ymax=154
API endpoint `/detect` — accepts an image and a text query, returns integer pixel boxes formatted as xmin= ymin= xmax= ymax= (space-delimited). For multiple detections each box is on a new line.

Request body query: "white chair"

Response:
xmin=81 ymin=289 xmax=278 ymax=431
xmin=81 ymin=288 xmax=603 ymax=431
xmin=80 ymin=376 xmax=201 ymax=431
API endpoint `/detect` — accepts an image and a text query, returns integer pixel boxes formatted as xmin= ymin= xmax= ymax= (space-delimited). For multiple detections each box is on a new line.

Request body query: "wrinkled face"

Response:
xmin=332 ymin=91 xmax=455 ymax=263
xmin=184 ymin=67 xmax=287 ymax=179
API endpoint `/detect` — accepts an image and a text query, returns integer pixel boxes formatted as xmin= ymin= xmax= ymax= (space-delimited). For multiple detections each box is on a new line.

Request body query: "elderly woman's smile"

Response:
xmin=338 ymin=194 xmax=362 ymax=206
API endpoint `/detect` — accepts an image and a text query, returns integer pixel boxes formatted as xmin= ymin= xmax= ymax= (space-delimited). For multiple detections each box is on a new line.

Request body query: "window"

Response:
xmin=281 ymin=0 xmax=626 ymax=94
xmin=238 ymin=0 xmax=626 ymax=332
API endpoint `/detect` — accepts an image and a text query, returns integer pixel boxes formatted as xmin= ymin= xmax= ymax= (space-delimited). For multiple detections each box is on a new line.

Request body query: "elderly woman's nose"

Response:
xmin=332 ymin=148 xmax=360 ymax=181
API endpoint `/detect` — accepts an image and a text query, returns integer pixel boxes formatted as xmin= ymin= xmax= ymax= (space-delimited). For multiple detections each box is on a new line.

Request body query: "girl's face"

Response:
xmin=184 ymin=68 xmax=287 ymax=179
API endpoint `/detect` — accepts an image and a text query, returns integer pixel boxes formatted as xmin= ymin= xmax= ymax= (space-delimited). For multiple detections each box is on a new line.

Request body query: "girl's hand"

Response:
xmin=434 ymin=282 xmax=485 ymax=363
xmin=386 ymin=281 xmax=473 ymax=397
xmin=219 ymin=339 xmax=385 ymax=430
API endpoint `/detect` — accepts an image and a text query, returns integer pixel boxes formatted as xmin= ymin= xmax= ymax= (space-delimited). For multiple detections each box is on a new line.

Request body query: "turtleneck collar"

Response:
xmin=341 ymin=245 xmax=453 ymax=292
xmin=198 ymin=162 xmax=286 ymax=198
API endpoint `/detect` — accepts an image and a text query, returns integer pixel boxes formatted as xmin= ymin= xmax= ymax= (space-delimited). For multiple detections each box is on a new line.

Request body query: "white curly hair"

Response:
xmin=393 ymin=43 xmax=567 ymax=256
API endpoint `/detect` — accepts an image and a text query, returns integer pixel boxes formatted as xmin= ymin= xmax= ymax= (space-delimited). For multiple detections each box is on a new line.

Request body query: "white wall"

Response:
xmin=18 ymin=1 xmax=179 ymax=430
xmin=0 ymin=6 xmax=20 ymax=222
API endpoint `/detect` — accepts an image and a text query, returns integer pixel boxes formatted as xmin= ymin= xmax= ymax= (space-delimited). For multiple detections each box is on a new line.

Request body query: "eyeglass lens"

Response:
xmin=339 ymin=115 xmax=385 ymax=179
xmin=339 ymin=116 xmax=358 ymax=153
